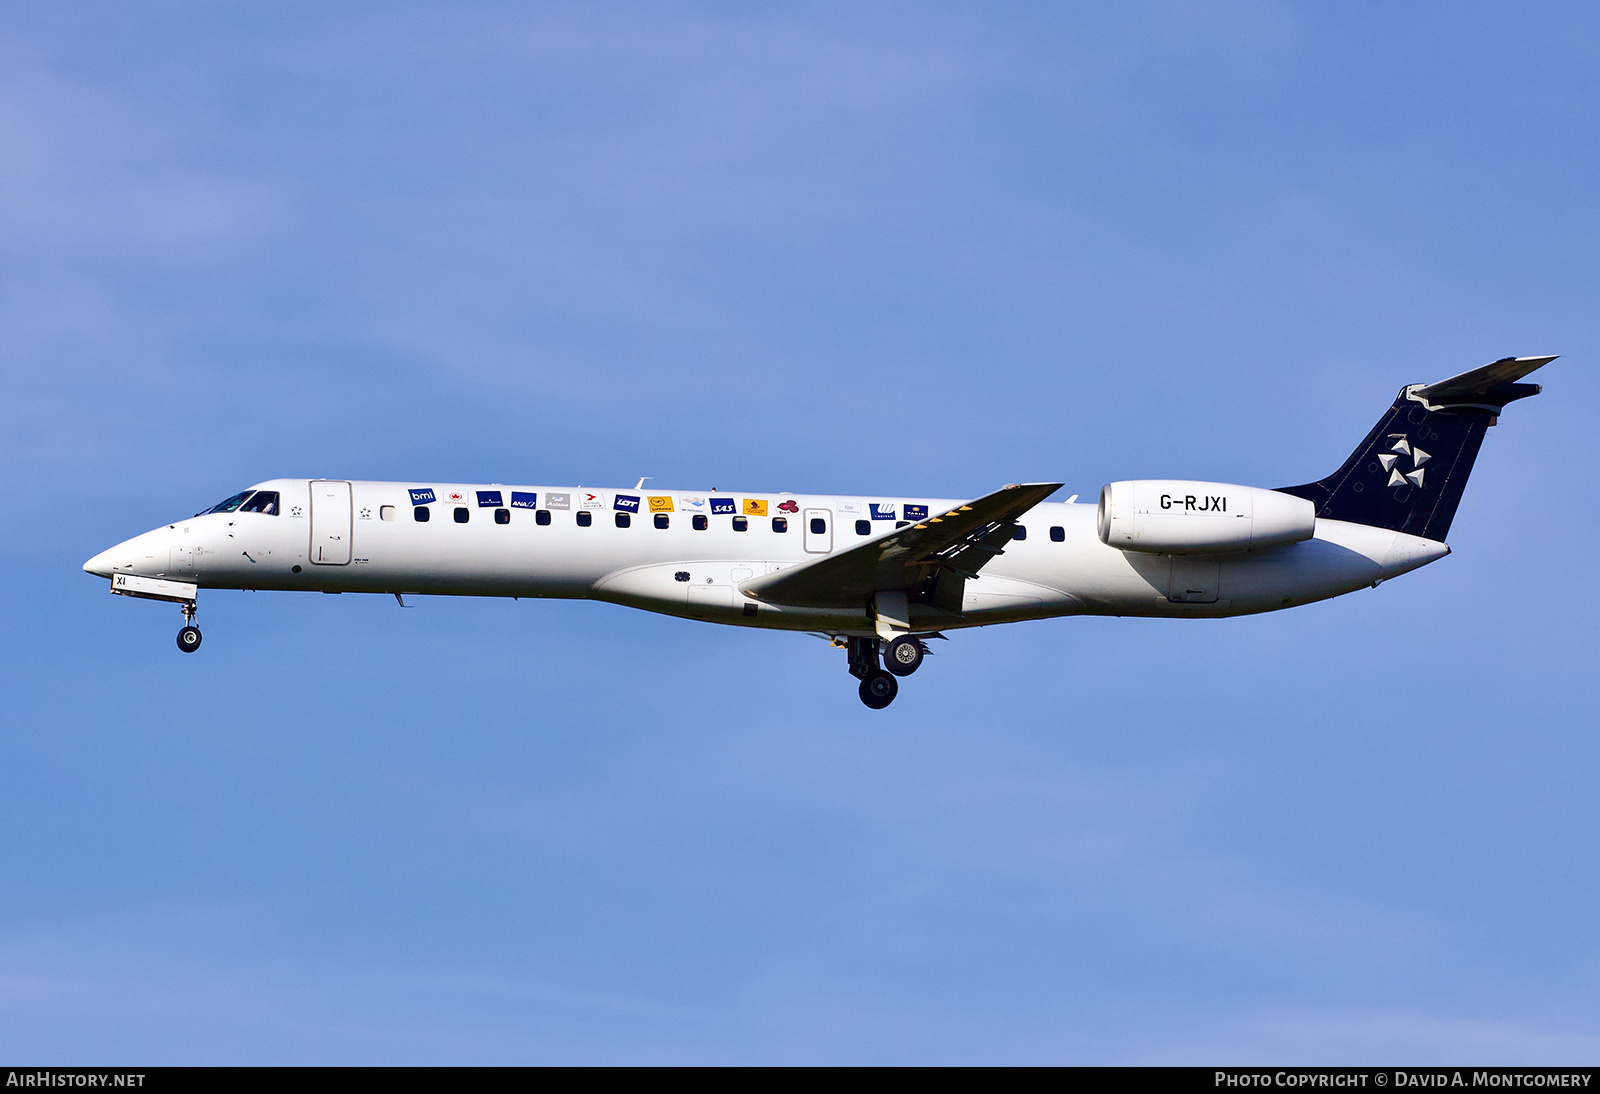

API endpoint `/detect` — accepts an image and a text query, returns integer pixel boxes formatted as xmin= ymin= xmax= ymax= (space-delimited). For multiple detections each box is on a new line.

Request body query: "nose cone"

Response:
xmin=83 ymin=546 xmax=117 ymax=577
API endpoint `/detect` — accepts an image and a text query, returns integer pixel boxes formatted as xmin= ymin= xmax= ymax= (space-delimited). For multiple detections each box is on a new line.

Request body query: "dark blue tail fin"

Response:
xmin=1278 ymin=356 xmax=1554 ymax=542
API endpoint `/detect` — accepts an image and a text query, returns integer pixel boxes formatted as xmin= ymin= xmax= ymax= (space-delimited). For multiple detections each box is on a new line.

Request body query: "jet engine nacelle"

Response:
xmin=1097 ymin=480 xmax=1316 ymax=555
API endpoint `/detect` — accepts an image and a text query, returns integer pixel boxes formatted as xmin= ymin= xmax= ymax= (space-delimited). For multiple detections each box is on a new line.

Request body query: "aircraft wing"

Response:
xmin=740 ymin=482 xmax=1064 ymax=610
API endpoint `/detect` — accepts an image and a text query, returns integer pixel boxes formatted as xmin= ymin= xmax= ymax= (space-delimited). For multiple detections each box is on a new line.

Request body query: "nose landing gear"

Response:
xmin=176 ymin=601 xmax=202 ymax=653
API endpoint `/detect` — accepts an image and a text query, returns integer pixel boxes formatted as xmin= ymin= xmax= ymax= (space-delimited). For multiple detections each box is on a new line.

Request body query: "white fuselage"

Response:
xmin=83 ymin=478 xmax=1450 ymax=635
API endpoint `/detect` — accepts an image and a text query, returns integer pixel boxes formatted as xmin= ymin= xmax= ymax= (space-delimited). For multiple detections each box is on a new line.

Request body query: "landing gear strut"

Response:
xmin=176 ymin=601 xmax=202 ymax=653
xmin=845 ymin=636 xmax=898 ymax=709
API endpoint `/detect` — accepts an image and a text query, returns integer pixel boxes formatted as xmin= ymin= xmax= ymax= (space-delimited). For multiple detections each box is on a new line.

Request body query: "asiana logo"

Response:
xmin=1381 ymin=434 xmax=1431 ymax=490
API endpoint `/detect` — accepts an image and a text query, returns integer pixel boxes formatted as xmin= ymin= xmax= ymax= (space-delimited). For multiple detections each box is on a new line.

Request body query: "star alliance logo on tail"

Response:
xmin=1380 ymin=434 xmax=1431 ymax=489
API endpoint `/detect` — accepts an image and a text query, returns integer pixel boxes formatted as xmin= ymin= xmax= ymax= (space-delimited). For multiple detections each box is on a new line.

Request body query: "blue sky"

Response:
xmin=3 ymin=1 xmax=1598 ymax=1064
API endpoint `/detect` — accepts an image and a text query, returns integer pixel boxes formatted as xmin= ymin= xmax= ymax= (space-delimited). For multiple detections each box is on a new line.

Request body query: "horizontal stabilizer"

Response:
xmin=1415 ymin=355 xmax=1557 ymax=409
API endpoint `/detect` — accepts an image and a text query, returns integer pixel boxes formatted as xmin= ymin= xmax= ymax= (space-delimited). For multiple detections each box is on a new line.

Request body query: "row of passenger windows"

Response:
xmin=411 ymin=506 xmax=823 ymax=532
xmin=404 ymin=505 xmax=1067 ymax=541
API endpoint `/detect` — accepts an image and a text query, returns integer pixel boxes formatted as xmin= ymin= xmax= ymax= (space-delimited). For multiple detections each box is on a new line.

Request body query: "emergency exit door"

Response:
xmin=309 ymin=480 xmax=353 ymax=565
xmin=803 ymin=508 xmax=832 ymax=553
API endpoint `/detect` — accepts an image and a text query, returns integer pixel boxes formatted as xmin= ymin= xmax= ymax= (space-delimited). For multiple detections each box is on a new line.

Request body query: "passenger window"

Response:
xmin=414 ymin=506 xmax=431 ymax=522
xmin=732 ymin=516 xmax=748 ymax=532
xmin=495 ymin=508 xmax=510 ymax=525
xmin=811 ymin=518 xmax=827 ymax=535
xmin=454 ymin=507 xmax=469 ymax=523
xmin=896 ymin=521 xmax=910 ymax=529
xmin=1050 ymin=525 xmax=1065 ymax=542
xmin=855 ymin=520 xmax=870 ymax=536
xmin=615 ymin=512 xmax=631 ymax=528
xmin=379 ymin=505 xmax=396 ymax=521
xmin=1012 ymin=525 xmax=1026 ymax=540
xmin=576 ymin=511 xmax=592 ymax=527
xmin=655 ymin=514 xmax=670 ymax=529
xmin=239 ymin=491 xmax=280 ymax=515
xmin=692 ymin=514 xmax=708 ymax=531
xmin=535 ymin=510 xmax=551 ymax=526
xmin=771 ymin=517 xmax=787 ymax=533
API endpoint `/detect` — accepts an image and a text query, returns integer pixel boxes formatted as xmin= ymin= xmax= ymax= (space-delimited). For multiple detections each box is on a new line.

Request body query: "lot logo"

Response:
xmin=614 ymin=494 xmax=641 ymax=513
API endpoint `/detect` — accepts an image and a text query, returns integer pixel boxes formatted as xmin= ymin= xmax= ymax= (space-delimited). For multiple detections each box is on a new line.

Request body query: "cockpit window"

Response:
xmin=239 ymin=491 xmax=280 ymax=515
xmin=206 ymin=491 xmax=253 ymax=514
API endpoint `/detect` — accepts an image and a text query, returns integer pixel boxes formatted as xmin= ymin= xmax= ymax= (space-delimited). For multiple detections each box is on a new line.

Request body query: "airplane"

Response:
xmin=83 ymin=355 xmax=1553 ymax=709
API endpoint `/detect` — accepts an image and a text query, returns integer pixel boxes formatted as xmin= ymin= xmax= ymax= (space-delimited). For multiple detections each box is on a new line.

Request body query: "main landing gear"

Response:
xmin=176 ymin=601 xmax=202 ymax=653
xmin=845 ymin=635 xmax=929 ymax=709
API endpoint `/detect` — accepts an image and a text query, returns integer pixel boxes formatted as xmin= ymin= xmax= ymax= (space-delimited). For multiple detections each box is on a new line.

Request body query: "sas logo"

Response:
xmin=710 ymin=497 xmax=737 ymax=515
xmin=776 ymin=499 xmax=799 ymax=514
xmin=510 ymin=491 xmax=537 ymax=509
xmin=408 ymin=488 xmax=436 ymax=506
xmin=648 ymin=495 xmax=675 ymax=513
xmin=904 ymin=504 xmax=928 ymax=521
xmin=870 ymin=503 xmax=897 ymax=520
xmin=1380 ymin=434 xmax=1431 ymax=490
xmin=544 ymin=492 xmax=571 ymax=510
xmin=476 ymin=490 xmax=503 ymax=507
xmin=614 ymin=494 xmax=641 ymax=513
xmin=743 ymin=499 xmax=768 ymax=517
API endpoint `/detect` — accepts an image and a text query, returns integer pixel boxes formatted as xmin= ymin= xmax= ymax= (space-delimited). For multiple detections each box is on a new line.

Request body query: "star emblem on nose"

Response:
xmin=1382 ymin=434 xmax=1430 ymax=488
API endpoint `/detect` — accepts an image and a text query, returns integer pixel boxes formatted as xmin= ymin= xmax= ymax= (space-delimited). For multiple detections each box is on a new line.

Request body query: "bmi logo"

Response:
xmin=1380 ymin=434 xmax=1430 ymax=489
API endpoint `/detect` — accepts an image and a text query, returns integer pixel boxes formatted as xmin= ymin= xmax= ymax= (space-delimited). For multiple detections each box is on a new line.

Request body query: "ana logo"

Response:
xmin=1380 ymin=434 xmax=1431 ymax=489
xmin=510 ymin=491 xmax=538 ymax=509
xmin=776 ymin=499 xmax=799 ymax=514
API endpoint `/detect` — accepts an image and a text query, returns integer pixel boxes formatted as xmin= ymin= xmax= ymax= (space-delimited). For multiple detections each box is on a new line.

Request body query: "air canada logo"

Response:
xmin=1381 ymin=434 xmax=1430 ymax=490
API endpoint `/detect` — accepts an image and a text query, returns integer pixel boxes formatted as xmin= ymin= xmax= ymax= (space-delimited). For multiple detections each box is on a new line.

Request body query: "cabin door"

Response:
xmin=309 ymin=480 xmax=353 ymax=565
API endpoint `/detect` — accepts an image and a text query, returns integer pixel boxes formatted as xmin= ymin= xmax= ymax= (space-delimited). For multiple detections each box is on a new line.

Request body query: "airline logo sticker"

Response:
xmin=447 ymin=491 xmax=465 ymax=503
xmin=837 ymin=501 xmax=862 ymax=515
xmin=904 ymin=504 xmax=929 ymax=521
xmin=678 ymin=496 xmax=706 ymax=511
xmin=648 ymin=495 xmax=675 ymax=513
xmin=580 ymin=492 xmax=603 ymax=510
xmin=1380 ymin=434 xmax=1431 ymax=490
xmin=510 ymin=492 xmax=538 ymax=509
xmin=710 ymin=497 xmax=737 ymax=515
xmin=477 ymin=490 xmax=503 ymax=507
xmin=409 ymin=489 xmax=435 ymax=506
xmin=776 ymin=499 xmax=799 ymax=513
xmin=743 ymin=499 xmax=768 ymax=517
xmin=870 ymin=503 xmax=897 ymax=520
xmin=545 ymin=492 xmax=571 ymax=510
xmin=614 ymin=494 xmax=641 ymax=513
